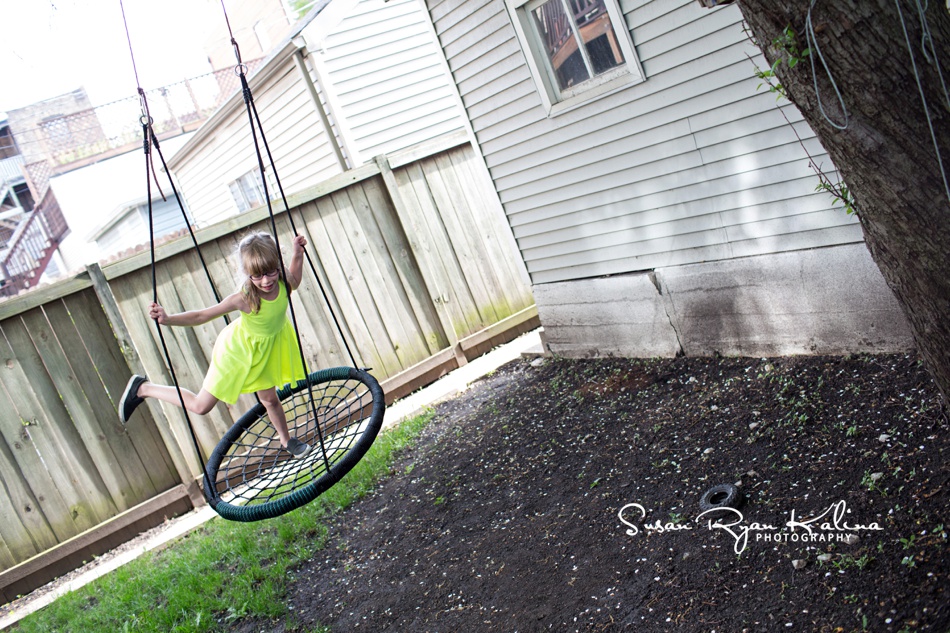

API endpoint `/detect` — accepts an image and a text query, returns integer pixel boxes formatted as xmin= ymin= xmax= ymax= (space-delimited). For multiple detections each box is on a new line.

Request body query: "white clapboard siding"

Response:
xmin=96 ymin=197 xmax=189 ymax=256
xmin=171 ymin=0 xmax=467 ymax=225
xmin=478 ymin=48 xmax=762 ymax=163
xmin=96 ymin=212 xmax=144 ymax=256
xmin=508 ymin=142 xmax=831 ymax=231
xmin=425 ymin=0 xmax=862 ymax=284
xmin=444 ymin=12 xmax=517 ymax=81
xmin=522 ymin=197 xmax=849 ymax=267
xmin=172 ymin=57 xmax=342 ymax=226
xmin=517 ymin=173 xmax=837 ymax=249
xmin=147 ymin=197 xmax=190 ymax=237
xmin=500 ymin=116 xmax=825 ymax=213
xmin=316 ymin=0 xmax=466 ymax=164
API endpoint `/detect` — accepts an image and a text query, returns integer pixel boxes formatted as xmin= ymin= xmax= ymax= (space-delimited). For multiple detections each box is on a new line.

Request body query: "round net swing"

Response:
xmin=204 ymin=367 xmax=385 ymax=522
xmin=123 ymin=1 xmax=388 ymax=522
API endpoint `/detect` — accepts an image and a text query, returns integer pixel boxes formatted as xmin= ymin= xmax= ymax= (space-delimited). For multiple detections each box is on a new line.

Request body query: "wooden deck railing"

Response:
xmin=0 ymin=190 xmax=69 ymax=297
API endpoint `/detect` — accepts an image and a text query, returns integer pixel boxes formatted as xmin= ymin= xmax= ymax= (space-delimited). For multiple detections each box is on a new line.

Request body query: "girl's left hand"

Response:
xmin=292 ymin=234 xmax=307 ymax=253
xmin=149 ymin=302 xmax=168 ymax=324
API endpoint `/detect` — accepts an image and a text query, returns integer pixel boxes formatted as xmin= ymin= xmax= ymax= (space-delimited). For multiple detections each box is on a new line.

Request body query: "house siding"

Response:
xmin=172 ymin=58 xmax=342 ymax=227
xmin=425 ymin=0 xmax=861 ymax=285
xmin=308 ymin=0 xmax=466 ymax=165
xmin=96 ymin=212 xmax=144 ymax=256
xmin=171 ymin=0 xmax=467 ymax=225
xmin=425 ymin=0 xmax=912 ymax=357
xmin=91 ymin=197 xmax=187 ymax=256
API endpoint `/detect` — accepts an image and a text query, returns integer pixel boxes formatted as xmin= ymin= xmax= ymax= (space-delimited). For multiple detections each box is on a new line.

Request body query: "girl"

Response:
xmin=119 ymin=231 xmax=312 ymax=459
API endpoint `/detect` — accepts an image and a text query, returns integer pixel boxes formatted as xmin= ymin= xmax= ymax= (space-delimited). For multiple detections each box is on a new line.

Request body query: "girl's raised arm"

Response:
xmin=150 ymin=292 xmax=246 ymax=327
xmin=286 ymin=234 xmax=307 ymax=290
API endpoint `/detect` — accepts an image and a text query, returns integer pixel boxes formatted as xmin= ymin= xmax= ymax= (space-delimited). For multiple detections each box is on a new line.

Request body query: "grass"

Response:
xmin=13 ymin=410 xmax=435 ymax=633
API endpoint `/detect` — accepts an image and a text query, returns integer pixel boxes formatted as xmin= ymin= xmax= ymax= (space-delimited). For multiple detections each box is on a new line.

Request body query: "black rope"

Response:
xmin=216 ymin=0 xmax=370 ymax=476
xmin=126 ymin=0 xmax=373 ymax=497
xmin=234 ymin=69 xmax=334 ymax=471
xmin=147 ymin=128 xmax=229 ymax=323
xmin=122 ymin=1 xmax=215 ymax=495
xmin=243 ymin=75 xmax=359 ymax=369
xmin=141 ymin=117 xmax=216 ymax=496
xmin=215 ymin=0 xmax=357 ymax=369
xmin=119 ymin=0 xmax=143 ymax=98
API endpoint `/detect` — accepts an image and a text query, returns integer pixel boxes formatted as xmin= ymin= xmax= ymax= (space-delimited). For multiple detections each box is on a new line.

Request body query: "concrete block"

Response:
xmin=656 ymin=244 xmax=914 ymax=356
xmin=532 ymin=274 xmax=681 ymax=358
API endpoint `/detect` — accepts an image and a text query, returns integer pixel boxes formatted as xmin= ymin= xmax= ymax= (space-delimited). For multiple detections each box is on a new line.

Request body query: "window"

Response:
xmin=13 ymin=184 xmax=34 ymax=213
xmin=228 ymin=168 xmax=275 ymax=213
xmin=506 ymin=0 xmax=644 ymax=115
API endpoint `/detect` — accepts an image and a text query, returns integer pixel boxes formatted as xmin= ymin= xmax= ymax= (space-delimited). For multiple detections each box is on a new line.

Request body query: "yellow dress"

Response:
xmin=202 ymin=280 xmax=305 ymax=404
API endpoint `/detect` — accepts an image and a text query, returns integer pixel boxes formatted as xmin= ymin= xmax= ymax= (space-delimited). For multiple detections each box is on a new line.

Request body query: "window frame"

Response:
xmin=228 ymin=167 xmax=276 ymax=213
xmin=505 ymin=0 xmax=645 ymax=116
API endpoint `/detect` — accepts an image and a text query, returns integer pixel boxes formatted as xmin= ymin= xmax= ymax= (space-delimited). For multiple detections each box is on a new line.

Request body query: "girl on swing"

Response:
xmin=119 ymin=230 xmax=312 ymax=459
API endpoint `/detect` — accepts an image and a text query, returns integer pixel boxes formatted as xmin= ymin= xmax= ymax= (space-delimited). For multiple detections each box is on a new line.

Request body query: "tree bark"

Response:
xmin=737 ymin=0 xmax=950 ymax=408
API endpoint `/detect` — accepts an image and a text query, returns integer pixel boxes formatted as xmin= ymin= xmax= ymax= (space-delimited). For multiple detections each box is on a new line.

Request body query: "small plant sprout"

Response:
xmin=752 ymin=25 xmax=812 ymax=100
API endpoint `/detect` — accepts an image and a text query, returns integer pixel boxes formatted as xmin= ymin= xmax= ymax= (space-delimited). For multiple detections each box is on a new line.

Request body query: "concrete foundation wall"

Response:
xmin=534 ymin=274 xmax=681 ymax=357
xmin=535 ymin=244 xmax=914 ymax=358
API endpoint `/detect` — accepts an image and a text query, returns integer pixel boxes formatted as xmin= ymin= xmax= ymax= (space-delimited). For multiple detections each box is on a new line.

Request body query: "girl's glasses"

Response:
xmin=249 ymin=269 xmax=279 ymax=281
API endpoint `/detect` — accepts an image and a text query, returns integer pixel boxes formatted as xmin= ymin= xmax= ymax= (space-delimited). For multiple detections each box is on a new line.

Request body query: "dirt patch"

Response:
xmin=246 ymin=353 xmax=947 ymax=632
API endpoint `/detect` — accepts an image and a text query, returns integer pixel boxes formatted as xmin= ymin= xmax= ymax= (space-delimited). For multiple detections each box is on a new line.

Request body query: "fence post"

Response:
xmin=372 ymin=155 xmax=467 ymax=365
xmin=85 ymin=263 xmax=203 ymax=506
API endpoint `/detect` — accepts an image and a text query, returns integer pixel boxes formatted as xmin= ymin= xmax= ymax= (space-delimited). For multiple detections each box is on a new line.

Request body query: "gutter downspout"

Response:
xmin=292 ymin=43 xmax=350 ymax=172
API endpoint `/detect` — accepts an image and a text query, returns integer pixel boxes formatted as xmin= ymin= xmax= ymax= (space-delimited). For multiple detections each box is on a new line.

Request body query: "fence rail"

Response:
xmin=0 ymin=132 xmax=533 ymax=597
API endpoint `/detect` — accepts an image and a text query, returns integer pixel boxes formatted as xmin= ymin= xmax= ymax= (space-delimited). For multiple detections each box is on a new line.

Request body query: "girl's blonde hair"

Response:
xmin=238 ymin=231 xmax=288 ymax=313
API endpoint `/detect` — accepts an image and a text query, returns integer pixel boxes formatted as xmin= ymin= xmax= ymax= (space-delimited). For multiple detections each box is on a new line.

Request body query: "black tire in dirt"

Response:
xmin=698 ymin=483 xmax=743 ymax=518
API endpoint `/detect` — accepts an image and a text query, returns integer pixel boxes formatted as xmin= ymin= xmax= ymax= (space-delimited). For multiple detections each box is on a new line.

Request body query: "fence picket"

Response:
xmin=341 ymin=184 xmax=431 ymax=368
xmin=449 ymin=146 xmax=532 ymax=308
xmin=60 ymin=289 xmax=178 ymax=495
xmin=0 ymin=400 xmax=58 ymax=558
xmin=0 ymin=317 xmax=108 ymax=536
xmin=108 ymin=271 xmax=204 ymax=477
xmin=280 ymin=203 xmax=353 ymax=367
xmin=302 ymin=198 xmax=379 ymax=368
xmin=22 ymin=304 xmax=135 ymax=513
xmin=423 ymin=152 xmax=501 ymax=325
xmin=322 ymin=189 xmax=404 ymax=375
xmin=361 ymin=176 xmax=447 ymax=355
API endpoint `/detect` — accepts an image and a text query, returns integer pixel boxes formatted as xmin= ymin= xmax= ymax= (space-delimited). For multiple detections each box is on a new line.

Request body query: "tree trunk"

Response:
xmin=737 ymin=0 xmax=950 ymax=408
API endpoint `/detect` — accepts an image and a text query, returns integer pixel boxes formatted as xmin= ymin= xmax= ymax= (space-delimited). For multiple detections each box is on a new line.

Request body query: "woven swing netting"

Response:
xmin=204 ymin=366 xmax=385 ymax=522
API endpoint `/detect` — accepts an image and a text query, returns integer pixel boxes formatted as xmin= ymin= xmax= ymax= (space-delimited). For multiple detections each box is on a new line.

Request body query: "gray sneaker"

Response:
xmin=285 ymin=437 xmax=312 ymax=459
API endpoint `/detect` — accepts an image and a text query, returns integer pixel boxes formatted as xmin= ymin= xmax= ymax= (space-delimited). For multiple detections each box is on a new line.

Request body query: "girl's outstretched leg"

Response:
xmin=119 ymin=374 xmax=219 ymax=423
xmin=258 ymin=387 xmax=311 ymax=459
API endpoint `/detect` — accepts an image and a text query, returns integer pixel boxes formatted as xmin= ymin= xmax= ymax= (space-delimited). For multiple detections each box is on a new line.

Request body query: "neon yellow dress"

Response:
xmin=202 ymin=280 xmax=305 ymax=404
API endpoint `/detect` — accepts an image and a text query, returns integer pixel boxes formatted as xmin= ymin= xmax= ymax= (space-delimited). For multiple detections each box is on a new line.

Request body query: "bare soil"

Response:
xmin=249 ymin=353 xmax=948 ymax=632
xmin=268 ymin=355 xmax=950 ymax=633
xmin=7 ymin=355 xmax=950 ymax=633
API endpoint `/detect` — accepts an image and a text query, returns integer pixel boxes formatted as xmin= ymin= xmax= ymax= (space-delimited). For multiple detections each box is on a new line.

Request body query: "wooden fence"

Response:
xmin=0 ymin=131 xmax=535 ymax=595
